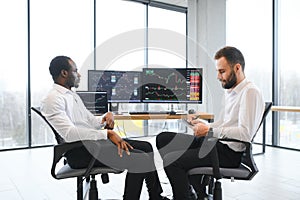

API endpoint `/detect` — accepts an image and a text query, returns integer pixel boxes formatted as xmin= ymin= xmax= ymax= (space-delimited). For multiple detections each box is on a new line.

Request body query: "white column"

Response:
xmin=187 ymin=0 xmax=226 ymax=119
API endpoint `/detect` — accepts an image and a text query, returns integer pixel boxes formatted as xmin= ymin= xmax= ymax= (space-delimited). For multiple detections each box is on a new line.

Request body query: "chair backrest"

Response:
xmin=239 ymin=102 xmax=272 ymax=179
xmin=31 ymin=107 xmax=65 ymax=144
xmin=252 ymin=102 xmax=273 ymax=141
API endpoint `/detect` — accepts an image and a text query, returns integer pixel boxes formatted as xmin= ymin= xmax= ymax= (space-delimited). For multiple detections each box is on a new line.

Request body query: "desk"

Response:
xmin=271 ymin=106 xmax=300 ymax=113
xmin=113 ymin=112 xmax=214 ymax=137
xmin=114 ymin=112 xmax=214 ymax=122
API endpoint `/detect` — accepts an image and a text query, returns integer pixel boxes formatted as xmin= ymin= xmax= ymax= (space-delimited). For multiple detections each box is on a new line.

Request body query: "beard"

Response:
xmin=74 ymin=78 xmax=80 ymax=88
xmin=66 ymin=76 xmax=80 ymax=88
xmin=221 ymin=70 xmax=237 ymax=89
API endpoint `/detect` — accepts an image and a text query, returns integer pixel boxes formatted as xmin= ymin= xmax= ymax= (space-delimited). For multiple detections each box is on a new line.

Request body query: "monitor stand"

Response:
xmin=109 ymin=102 xmax=119 ymax=113
xmin=169 ymin=104 xmax=176 ymax=115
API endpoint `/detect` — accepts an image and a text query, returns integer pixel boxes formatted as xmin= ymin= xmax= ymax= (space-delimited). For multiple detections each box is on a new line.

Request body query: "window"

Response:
xmin=277 ymin=0 xmax=300 ymax=149
xmin=30 ymin=0 xmax=94 ymax=146
xmin=147 ymin=5 xmax=187 ymax=135
xmin=226 ymin=0 xmax=273 ymax=146
xmin=0 ymin=0 xmax=188 ymax=148
xmin=148 ymin=6 xmax=186 ymax=69
xmin=95 ymin=0 xmax=145 ymax=72
xmin=0 ymin=0 xmax=28 ymax=149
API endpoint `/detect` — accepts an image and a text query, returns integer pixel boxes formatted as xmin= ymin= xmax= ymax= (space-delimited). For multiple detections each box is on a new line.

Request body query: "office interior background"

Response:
xmin=0 ymin=0 xmax=299 ymax=152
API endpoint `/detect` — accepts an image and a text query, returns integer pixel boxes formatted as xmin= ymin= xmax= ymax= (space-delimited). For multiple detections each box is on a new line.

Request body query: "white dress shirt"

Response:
xmin=210 ymin=79 xmax=264 ymax=152
xmin=41 ymin=84 xmax=108 ymax=142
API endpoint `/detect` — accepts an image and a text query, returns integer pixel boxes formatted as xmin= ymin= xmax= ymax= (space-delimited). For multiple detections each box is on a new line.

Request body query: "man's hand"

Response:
xmin=107 ymin=130 xmax=133 ymax=157
xmin=187 ymin=114 xmax=197 ymax=123
xmin=187 ymin=114 xmax=202 ymax=125
xmin=102 ymin=112 xmax=115 ymax=129
xmin=193 ymin=122 xmax=210 ymax=137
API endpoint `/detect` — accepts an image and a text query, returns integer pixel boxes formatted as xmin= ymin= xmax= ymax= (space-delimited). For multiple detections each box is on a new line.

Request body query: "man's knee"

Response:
xmin=156 ymin=131 xmax=175 ymax=149
xmin=128 ymin=140 xmax=154 ymax=153
xmin=140 ymin=141 xmax=153 ymax=153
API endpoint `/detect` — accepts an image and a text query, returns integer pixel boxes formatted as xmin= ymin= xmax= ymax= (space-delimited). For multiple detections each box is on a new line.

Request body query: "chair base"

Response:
xmin=89 ymin=178 xmax=98 ymax=200
xmin=197 ymin=179 xmax=221 ymax=200
xmin=78 ymin=176 xmax=99 ymax=200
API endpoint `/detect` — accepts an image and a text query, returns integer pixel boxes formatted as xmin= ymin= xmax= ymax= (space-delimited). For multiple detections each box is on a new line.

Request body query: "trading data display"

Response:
xmin=77 ymin=91 xmax=108 ymax=114
xmin=142 ymin=68 xmax=202 ymax=103
xmin=88 ymin=70 xmax=142 ymax=103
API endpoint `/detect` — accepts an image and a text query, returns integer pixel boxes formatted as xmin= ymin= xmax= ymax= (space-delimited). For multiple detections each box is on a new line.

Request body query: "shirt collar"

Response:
xmin=226 ymin=78 xmax=248 ymax=95
xmin=53 ymin=83 xmax=72 ymax=94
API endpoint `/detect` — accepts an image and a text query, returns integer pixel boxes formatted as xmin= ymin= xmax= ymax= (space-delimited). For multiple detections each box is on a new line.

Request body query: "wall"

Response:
xmin=187 ymin=0 xmax=225 ymax=120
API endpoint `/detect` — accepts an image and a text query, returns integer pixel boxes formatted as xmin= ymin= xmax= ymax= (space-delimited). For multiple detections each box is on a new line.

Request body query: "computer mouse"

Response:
xmin=188 ymin=109 xmax=195 ymax=114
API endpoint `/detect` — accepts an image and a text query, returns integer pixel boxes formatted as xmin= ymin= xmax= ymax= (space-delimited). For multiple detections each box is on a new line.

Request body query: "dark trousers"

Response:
xmin=156 ymin=132 xmax=243 ymax=200
xmin=66 ymin=139 xmax=163 ymax=200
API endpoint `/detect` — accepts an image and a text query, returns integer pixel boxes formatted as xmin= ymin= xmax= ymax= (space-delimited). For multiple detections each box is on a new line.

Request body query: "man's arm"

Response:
xmin=41 ymin=94 xmax=108 ymax=142
xmin=213 ymin=88 xmax=264 ymax=142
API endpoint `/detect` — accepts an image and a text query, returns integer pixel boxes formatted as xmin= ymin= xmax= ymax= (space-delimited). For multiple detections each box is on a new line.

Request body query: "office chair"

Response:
xmin=31 ymin=107 xmax=124 ymax=200
xmin=188 ymin=102 xmax=272 ymax=200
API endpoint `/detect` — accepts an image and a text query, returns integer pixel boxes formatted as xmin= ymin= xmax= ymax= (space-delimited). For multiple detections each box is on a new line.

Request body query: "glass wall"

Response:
xmin=30 ymin=0 xmax=94 ymax=146
xmin=277 ymin=0 xmax=300 ymax=149
xmin=95 ymin=0 xmax=146 ymax=137
xmin=226 ymin=0 xmax=273 ymax=147
xmin=147 ymin=6 xmax=187 ymax=134
xmin=8 ymin=0 xmax=300 ymax=150
xmin=0 ymin=0 xmax=28 ymax=149
xmin=94 ymin=1 xmax=187 ymax=137
xmin=148 ymin=6 xmax=186 ymax=69
xmin=95 ymin=0 xmax=145 ymax=72
xmin=0 ymin=0 xmax=186 ymax=149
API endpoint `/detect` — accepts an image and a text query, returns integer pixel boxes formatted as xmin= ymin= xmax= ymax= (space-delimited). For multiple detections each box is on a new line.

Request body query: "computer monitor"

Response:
xmin=88 ymin=70 xmax=142 ymax=103
xmin=142 ymin=68 xmax=203 ymax=104
xmin=76 ymin=91 xmax=108 ymax=115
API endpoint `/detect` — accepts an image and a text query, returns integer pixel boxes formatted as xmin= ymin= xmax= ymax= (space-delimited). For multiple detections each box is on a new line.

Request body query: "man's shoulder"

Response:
xmin=42 ymin=87 xmax=67 ymax=106
xmin=243 ymin=80 xmax=261 ymax=92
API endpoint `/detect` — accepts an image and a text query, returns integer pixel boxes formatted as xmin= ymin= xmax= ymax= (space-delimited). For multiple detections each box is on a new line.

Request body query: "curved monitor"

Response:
xmin=142 ymin=68 xmax=202 ymax=104
xmin=88 ymin=70 xmax=142 ymax=103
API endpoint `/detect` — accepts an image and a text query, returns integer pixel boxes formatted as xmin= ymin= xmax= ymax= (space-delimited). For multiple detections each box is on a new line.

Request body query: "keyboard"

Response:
xmin=129 ymin=111 xmax=176 ymax=115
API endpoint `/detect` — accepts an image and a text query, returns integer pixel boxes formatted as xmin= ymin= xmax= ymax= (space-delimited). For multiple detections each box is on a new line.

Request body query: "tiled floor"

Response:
xmin=0 ymin=140 xmax=300 ymax=200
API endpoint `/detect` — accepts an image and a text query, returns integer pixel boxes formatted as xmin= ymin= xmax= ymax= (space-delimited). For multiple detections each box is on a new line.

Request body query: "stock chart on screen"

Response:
xmin=88 ymin=70 xmax=142 ymax=103
xmin=142 ymin=68 xmax=202 ymax=103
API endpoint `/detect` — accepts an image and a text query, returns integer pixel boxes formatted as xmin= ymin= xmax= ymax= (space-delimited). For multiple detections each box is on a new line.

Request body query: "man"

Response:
xmin=156 ymin=46 xmax=264 ymax=200
xmin=41 ymin=55 xmax=169 ymax=200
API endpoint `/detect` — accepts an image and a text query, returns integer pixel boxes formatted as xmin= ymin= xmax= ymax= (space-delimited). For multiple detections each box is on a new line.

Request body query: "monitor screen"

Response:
xmin=88 ymin=70 xmax=142 ymax=103
xmin=76 ymin=91 xmax=108 ymax=114
xmin=142 ymin=68 xmax=203 ymax=103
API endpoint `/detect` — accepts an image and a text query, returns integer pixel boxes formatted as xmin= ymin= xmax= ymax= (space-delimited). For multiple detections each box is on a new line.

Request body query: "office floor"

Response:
xmin=0 ymin=140 xmax=300 ymax=200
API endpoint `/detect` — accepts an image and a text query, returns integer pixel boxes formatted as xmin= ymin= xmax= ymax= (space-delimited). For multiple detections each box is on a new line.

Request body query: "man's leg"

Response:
xmin=126 ymin=139 xmax=165 ymax=200
xmin=91 ymin=140 xmax=152 ymax=200
xmin=163 ymin=148 xmax=212 ymax=200
xmin=122 ymin=173 xmax=145 ymax=200
xmin=156 ymin=132 xmax=200 ymax=158
xmin=156 ymin=132 xmax=210 ymax=200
